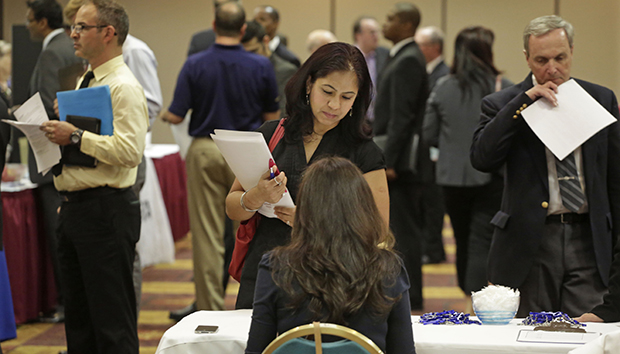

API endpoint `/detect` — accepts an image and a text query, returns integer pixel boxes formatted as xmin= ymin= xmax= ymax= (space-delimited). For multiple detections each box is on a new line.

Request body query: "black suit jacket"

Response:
xmin=428 ymin=60 xmax=449 ymax=91
xmin=470 ymin=74 xmax=620 ymax=288
xmin=373 ymin=41 xmax=429 ymax=173
xmin=593 ymin=241 xmax=620 ymax=321
xmin=187 ymin=29 xmax=216 ymax=56
xmin=28 ymin=32 xmax=83 ymax=184
xmin=273 ymin=42 xmax=300 ymax=68
xmin=374 ymin=46 xmax=389 ymax=83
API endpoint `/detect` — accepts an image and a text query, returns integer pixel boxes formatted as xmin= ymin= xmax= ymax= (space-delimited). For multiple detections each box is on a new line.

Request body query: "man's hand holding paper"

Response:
xmin=4 ymin=93 xmax=61 ymax=174
xmin=521 ymin=79 xmax=617 ymax=160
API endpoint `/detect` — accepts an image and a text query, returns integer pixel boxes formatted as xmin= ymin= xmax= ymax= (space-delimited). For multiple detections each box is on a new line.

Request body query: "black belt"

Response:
xmin=60 ymin=186 xmax=129 ymax=202
xmin=546 ymin=213 xmax=589 ymax=224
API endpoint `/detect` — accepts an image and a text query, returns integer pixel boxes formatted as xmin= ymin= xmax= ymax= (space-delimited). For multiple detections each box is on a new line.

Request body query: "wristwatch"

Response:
xmin=70 ymin=129 xmax=84 ymax=145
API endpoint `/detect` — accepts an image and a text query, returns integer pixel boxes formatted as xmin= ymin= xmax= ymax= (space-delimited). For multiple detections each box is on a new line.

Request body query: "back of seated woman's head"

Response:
xmin=270 ymin=156 xmax=401 ymax=324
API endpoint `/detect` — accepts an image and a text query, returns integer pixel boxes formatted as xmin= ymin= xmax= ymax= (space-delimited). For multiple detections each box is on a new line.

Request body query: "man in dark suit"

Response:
xmin=414 ymin=25 xmax=449 ymax=265
xmin=242 ymin=20 xmax=296 ymax=117
xmin=26 ymin=0 xmax=83 ymax=323
xmin=373 ymin=2 xmax=429 ymax=310
xmin=353 ymin=16 xmax=389 ymax=123
xmin=415 ymin=26 xmax=449 ymax=91
xmin=253 ymin=5 xmax=300 ymax=67
xmin=471 ymin=15 xmax=620 ymax=317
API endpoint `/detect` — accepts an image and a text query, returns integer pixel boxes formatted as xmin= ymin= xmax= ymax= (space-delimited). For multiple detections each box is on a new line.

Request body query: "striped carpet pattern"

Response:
xmin=1 ymin=218 xmax=464 ymax=353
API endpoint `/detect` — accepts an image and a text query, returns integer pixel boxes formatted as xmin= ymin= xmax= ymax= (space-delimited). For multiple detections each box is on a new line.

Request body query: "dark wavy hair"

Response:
xmin=283 ymin=42 xmax=372 ymax=144
xmin=269 ymin=156 xmax=401 ymax=324
xmin=451 ymin=26 xmax=500 ymax=98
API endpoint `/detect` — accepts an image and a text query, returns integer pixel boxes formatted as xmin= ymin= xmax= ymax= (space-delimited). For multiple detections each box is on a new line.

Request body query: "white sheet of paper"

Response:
xmin=7 ymin=93 xmax=61 ymax=174
xmin=211 ymin=129 xmax=295 ymax=218
xmin=517 ymin=329 xmax=600 ymax=344
xmin=521 ymin=79 xmax=617 ymax=161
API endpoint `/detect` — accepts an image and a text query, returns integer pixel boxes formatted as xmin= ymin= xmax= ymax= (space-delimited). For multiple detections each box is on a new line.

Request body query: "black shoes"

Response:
xmin=38 ymin=306 xmax=65 ymax=323
xmin=169 ymin=302 xmax=197 ymax=322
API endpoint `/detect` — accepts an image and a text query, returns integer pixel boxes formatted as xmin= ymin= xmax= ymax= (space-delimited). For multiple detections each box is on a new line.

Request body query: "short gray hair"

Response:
xmin=418 ymin=26 xmax=444 ymax=52
xmin=523 ymin=15 xmax=574 ymax=55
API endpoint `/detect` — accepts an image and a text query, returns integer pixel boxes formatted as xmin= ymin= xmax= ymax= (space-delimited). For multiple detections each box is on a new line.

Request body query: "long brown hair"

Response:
xmin=270 ymin=156 xmax=401 ymax=324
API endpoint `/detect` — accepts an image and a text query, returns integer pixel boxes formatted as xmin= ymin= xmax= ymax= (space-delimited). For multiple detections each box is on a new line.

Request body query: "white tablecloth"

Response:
xmin=155 ymin=310 xmax=620 ymax=354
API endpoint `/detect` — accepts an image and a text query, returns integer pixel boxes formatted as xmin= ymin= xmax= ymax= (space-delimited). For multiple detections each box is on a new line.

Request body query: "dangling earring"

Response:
xmin=349 ymin=109 xmax=353 ymax=117
xmin=306 ymin=93 xmax=310 ymax=105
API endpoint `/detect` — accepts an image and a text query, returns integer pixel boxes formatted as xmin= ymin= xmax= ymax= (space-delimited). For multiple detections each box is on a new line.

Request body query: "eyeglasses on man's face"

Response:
xmin=70 ymin=24 xmax=109 ymax=34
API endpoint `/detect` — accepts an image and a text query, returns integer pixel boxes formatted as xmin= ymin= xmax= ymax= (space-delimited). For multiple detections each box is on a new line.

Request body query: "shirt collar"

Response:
xmin=531 ymin=74 xmax=538 ymax=86
xmin=42 ymin=28 xmax=64 ymax=51
xmin=91 ymin=55 xmax=125 ymax=82
xmin=426 ymin=55 xmax=444 ymax=74
xmin=268 ymin=35 xmax=280 ymax=52
xmin=389 ymin=36 xmax=416 ymax=57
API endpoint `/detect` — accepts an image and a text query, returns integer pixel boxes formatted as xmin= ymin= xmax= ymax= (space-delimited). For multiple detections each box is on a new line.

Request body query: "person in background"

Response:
xmin=0 ymin=42 xmax=11 ymax=100
xmin=25 ymin=0 xmax=84 ymax=324
xmin=415 ymin=26 xmax=448 ymax=91
xmin=242 ymin=20 xmax=297 ymax=118
xmin=413 ymin=25 xmax=449 ymax=266
xmin=305 ymin=29 xmax=337 ymax=54
xmin=352 ymin=16 xmax=389 ymax=123
xmin=64 ymin=0 xmax=164 ymax=314
xmin=227 ymin=42 xmax=389 ymax=309
xmin=161 ymin=1 xmax=280 ymax=315
xmin=245 ymin=156 xmax=414 ymax=354
xmin=187 ymin=0 xmax=238 ymax=56
xmin=423 ymin=27 xmax=511 ymax=309
xmin=373 ymin=2 xmax=428 ymax=310
xmin=41 ymin=0 xmax=148 ymax=352
xmin=470 ymin=15 xmax=620 ymax=317
xmin=253 ymin=5 xmax=300 ymax=67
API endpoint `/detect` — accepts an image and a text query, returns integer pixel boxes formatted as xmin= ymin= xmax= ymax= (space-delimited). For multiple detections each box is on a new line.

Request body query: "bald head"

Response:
xmin=415 ymin=26 xmax=444 ymax=63
xmin=214 ymin=1 xmax=246 ymax=37
xmin=306 ymin=29 xmax=337 ymax=53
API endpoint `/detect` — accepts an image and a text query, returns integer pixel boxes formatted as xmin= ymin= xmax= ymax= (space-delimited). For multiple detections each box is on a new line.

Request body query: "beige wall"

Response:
xmin=3 ymin=0 xmax=620 ymax=144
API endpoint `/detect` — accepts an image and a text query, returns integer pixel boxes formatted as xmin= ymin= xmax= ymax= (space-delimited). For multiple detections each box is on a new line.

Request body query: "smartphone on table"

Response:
xmin=195 ymin=325 xmax=219 ymax=334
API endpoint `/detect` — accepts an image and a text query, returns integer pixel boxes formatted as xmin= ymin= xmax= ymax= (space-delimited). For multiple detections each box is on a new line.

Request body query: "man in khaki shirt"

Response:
xmin=41 ymin=0 xmax=147 ymax=353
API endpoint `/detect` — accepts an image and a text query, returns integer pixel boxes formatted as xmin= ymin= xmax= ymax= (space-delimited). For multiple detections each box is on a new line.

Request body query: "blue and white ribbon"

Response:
xmin=419 ymin=310 xmax=482 ymax=325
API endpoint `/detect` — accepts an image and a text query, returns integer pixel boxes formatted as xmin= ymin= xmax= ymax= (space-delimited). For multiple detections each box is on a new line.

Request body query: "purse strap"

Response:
xmin=268 ymin=119 xmax=285 ymax=152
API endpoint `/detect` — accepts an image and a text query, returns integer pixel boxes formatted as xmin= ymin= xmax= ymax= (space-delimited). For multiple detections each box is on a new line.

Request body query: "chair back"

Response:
xmin=262 ymin=322 xmax=384 ymax=354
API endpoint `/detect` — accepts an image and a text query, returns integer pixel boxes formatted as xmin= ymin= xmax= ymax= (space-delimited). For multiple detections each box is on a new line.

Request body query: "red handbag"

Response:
xmin=229 ymin=119 xmax=285 ymax=282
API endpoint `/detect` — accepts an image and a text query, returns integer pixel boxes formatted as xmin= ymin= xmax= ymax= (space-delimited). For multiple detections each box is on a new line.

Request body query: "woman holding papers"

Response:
xmin=422 ymin=26 xmax=511 ymax=298
xmin=226 ymin=43 xmax=389 ymax=309
xmin=244 ymin=157 xmax=414 ymax=353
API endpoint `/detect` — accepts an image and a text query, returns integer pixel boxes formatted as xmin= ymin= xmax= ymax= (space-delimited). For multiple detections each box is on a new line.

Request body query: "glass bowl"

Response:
xmin=473 ymin=309 xmax=517 ymax=325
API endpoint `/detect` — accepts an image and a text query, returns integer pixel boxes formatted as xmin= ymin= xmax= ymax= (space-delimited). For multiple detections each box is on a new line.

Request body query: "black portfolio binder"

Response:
xmin=61 ymin=115 xmax=101 ymax=167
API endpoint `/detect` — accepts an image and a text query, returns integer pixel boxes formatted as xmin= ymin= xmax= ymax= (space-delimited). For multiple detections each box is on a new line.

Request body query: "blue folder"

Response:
xmin=57 ymin=85 xmax=114 ymax=136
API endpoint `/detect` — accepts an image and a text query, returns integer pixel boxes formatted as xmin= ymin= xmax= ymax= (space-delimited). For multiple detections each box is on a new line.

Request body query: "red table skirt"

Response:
xmin=2 ymin=189 xmax=57 ymax=324
xmin=151 ymin=152 xmax=190 ymax=242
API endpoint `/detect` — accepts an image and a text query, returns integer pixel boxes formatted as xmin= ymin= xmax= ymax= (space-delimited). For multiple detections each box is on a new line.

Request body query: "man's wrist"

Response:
xmin=70 ymin=129 xmax=84 ymax=146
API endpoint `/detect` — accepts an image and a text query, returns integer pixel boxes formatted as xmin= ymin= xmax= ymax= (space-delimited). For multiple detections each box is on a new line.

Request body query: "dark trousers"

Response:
xmin=443 ymin=177 xmax=503 ymax=293
xmin=58 ymin=188 xmax=140 ymax=354
xmin=389 ymin=174 xmax=424 ymax=310
xmin=418 ymin=182 xmax=446 ymax=263
xmin=35 ymin=183 xmax=63 ymax=307
xmin=517 ymin=219 xmax=607 ymax=317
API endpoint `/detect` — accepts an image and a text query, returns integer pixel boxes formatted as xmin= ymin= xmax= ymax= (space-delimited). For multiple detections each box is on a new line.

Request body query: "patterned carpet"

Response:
xmin=0 ymin=218 xmax=464 ymax=353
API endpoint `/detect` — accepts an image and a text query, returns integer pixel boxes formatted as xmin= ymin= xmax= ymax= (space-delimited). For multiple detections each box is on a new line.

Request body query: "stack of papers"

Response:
xmin=211 ymin=130 xmax=294 ymax=218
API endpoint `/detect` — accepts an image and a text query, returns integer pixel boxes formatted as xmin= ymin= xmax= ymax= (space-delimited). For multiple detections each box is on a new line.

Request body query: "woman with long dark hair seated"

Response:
xmin=422 ymin=26 xmax=512 ymax=304
xmin=226 ymin=42 xmax=389 ymax=309
xmin=244 ymin=156 xmax=415 ymax=354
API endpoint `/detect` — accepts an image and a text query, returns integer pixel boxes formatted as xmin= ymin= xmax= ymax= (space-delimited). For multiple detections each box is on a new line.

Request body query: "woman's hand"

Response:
xmin=574 ymin=313 xmax=603 ymax=323
xmin=253 ymin=169 xmax=288 ymax=204
xmin=275 ymin=206 xmax=296 ymax=227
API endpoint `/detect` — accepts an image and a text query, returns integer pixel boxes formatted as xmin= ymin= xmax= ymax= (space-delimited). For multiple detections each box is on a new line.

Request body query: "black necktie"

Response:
xmin=555 ymin=153 xmax=586 ymax=212
xmin=52 ymin=71 xmax=95 ymax=176
xmin=79 ymin=71 xmax=94 ymax=89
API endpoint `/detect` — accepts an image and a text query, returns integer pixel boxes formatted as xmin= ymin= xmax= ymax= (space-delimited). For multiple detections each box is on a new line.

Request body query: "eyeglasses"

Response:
xmin=70 ymin=24 xmax=109 ymax=34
